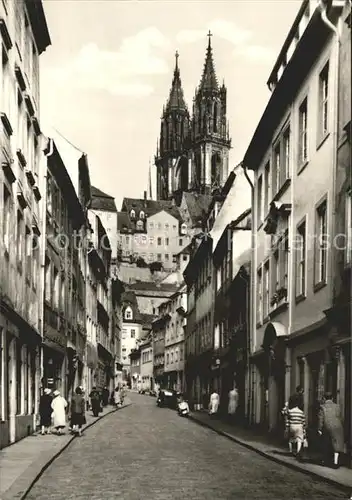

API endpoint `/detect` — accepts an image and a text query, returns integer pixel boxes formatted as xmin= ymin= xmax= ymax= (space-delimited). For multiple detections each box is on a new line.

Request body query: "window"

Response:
xmin=346 ymin=189 xmax=351 ymax=265
xmin=149 ymin=222 xmax=154 ymax=229
xmin=53 ymin=267 xmax=59 ymax=308
xmin=157 ymin=237 xmax=162 ymax=246
xmin=257 ymin=268 xmax=262 ymax=324
xmin=122 ymin=329 xmax=127 ymax=339
xmin=130 ymin=329 xmax=135 ymax=338
xmin=165 ymin=237 xmax=169 ymax=246
xmin=2 ymin=46 xmax=10 ymax=117
xmin=263 ymin=262 xmax=270 ymax=318
xmin=173 ymin=225 xmax=177 ymax=230
xmin=125 ymin=306 xmax=133 ymax=320
xmin=157 ymin=223 xmax=162 ymax=230
xmin=165 ymin=223 xmax=169 ymax=230
xmin=139 ymin=211 xmax=145 ymax=219
xmin=183 ymin=255 xmax=188 ymax=261
xmin=264 ymin=162 xmax=271 ymax=210
xmin=136 ymin=220 xmax=143 ymax=230
xmin=157 ymin=253 xmax=162 ymax=261
xmin=315 ymin=200 xmax=327 ymax=285
xmin=149 ymin=236 xmax=154 ymax=245
xmin=130 ymin=209 xmax=135 ymax=218
xmin=257 ymin=175 xmax=263 ymax=226
xmin=283 ymin=127 xmax=290 ymax=180
xmin=171 ymin=352 xmax=174 ymax=363
xmin=3 ymin=185 xmax=11 ymax=250
xmin=299 ymin=98 xmax=308 ymax=165
xmin=17 ymin=211 xmax=24 ymax=262
xmin=25 ymin=227 xmax=31 ymax=282
xmin=319 ymin=62 xmax=329 ymax=139
xmin=16 ymin=341 xmax=22 ymax=414
xmin=126 ymin=236 xmax=130 ymax=245
xmin=165 ymin=254 xmax=169 ymax=261
xmin=296 ymin=220 xmax=306 ymax=297
xmin=149 ymin=253 xmax=154 ymax=261
xmin=45 ymin=257 xmax=51 ymax=302
xmin=181 ymin=223 xmax=187 ymax=234
xmin=273 ymin=144 xmax=280 ymax=194
xmin=32 ymin=237 xmax=38 ymax=290
xmin=273 ymin=250 xmax=279 ymax=293
xmin=26 ymin=116 xmax=32 ymax=165
xmin=166 ymin=353 xmax=169 ymax=365
xmin=179 ymin=238 xmax=183 ymax=246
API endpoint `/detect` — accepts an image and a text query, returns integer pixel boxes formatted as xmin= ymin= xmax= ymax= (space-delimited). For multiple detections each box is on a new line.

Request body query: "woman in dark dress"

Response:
xmin=39 ymin=388 xmax=52 ymax=435
xmin=70 ymin=386 xmax=86 ymax=436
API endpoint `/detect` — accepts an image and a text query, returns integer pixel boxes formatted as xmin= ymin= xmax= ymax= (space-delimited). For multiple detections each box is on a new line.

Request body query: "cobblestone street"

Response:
xmin=26 ymin=394 xmax=347 ymax=500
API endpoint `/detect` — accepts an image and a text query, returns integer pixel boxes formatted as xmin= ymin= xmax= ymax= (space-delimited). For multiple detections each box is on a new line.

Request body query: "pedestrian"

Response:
xmin=102 ymin=386 xmax=109 ymax=407
xmin=51 ymin=390 xmax=67 ymax=435
xmin=120 ymin=385 xmax=126 ymax=406
xmin=208 ymin=390 xmax=220 ymax=417
xmin=114 ymin=386 xmax=121 ymax=407
xmin=70 ymin=386 xmax=86 ymax=437
xmin=39 ymin=388 xmax=52 ymax=435
xmin=89 ymin=386 xmax=101 ymax=417
xmin=228 ymin=385 xmax=238 ymax=422
xmin=289 ymin=385 xmax=304 ymax=411
xmin=318 ymin=392 xmax=345 ymax=469
xmin=285 ymin=394 xmax=306 ymax=456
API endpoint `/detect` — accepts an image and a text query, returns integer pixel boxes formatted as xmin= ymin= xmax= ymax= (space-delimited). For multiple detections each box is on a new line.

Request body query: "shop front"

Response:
xmin=86 ymin=341 xmax=98 ymax=395
xmin=97 ymin=344 xmax=113 ymax=391
xmin=0 ymin=300 xmax=42 ymax=448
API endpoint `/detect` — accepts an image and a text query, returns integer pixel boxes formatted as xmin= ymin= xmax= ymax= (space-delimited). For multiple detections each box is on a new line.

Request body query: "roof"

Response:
xmin=117 ymin=211 xmax=132 ymax=231
xmin=182 ymin=192 xmax=212 ymax=225
xmin=197 ymin=37 xmax=219 ymax=93
xmin=122 ymin=290 xmax=142 ymax=322
xmin=126 ymin=281 xmax=179 ymax=293
xmin=122 ymin=197 xmax=182 ymax=221
xmin=91 ymin=186 xmax=117 ymax=212
xmin=140 ymin=313 xmax=156 ymax=328
xmin=165 ymin=53 xmax=188 ymax=113
xmin=176 ymin=241 xmax=192 ymax=256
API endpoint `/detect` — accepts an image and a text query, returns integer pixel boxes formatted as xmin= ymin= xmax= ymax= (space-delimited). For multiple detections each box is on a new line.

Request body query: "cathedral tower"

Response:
xmin=190 ymin=32 xmax=231 ymax=194
xmin=155 ymin=52 xmax=190 ymax=201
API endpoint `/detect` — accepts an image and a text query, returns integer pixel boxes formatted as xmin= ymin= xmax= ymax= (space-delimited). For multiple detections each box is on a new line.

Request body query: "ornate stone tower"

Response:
xmin=190 ymin=32 xmax=231 ymax=194
xmin=155 ymin=52 xmax=190 ymax=201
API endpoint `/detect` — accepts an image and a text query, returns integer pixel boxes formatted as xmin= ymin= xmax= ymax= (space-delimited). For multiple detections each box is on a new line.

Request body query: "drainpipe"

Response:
xmin=242 ymin=162 xmax=255 ymax=424
xmin=319 ymin=0 xmax=341 ymax=309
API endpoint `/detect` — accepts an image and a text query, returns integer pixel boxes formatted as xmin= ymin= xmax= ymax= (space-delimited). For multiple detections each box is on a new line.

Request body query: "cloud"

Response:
xmin=176 ymin=19 xmax=274 ymax=66
xmin=42 ymin=27 xmax=170 ymax=97
xmin=176 ymin=20 xmax=251 ymax=46
xmin=234 ymin=45 xmax=276 ymax=64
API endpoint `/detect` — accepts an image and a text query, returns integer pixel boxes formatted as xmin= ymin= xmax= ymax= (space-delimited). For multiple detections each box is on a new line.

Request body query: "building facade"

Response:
xmin=163 ymin=286 xmax=187 ymax=392
xmin=155 ymin=36 xmax=231 ymax=203
xmin=88 ymin=211 xmax=114 ymax=392
xmin=324 ymin=0 xmax=351 ymax=461
xmin=140 ymin=336 xmax=153 ymax=392
xmin=0 ymin=0 xmax=50 ymax=448
xmin=91 ymin=186 xmax=118 ymax=261
xmin=243 ymin=0 xmax=349 ymax=437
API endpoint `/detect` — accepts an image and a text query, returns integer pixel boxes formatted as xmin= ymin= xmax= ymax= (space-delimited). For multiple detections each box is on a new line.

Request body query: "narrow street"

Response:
xmin=26 ymin=394 xmax=347 ymax=500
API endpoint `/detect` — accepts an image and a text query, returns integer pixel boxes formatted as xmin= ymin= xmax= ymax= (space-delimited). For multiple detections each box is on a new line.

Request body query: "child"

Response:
xmin=286 ymin=394 xmax=306 ymax=456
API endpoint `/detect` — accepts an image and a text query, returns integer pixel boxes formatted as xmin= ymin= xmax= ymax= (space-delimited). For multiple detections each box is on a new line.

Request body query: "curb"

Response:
xmin=1 ymin=403 xmax=132 ymax=500
xmin=188 ymin=414 xmax=351 ymax=493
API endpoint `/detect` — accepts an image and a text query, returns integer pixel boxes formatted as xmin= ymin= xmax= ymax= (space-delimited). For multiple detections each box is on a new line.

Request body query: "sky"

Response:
xmin=40 ymin=0 xmax=302 ymax=210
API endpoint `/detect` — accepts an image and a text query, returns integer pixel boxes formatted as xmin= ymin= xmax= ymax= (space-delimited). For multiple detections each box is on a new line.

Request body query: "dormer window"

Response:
xmin=136 ymin=220 xmax=143 ymax=230
xmin=130 ymin=209 xmax=136 ymax=219
xmin=139 ymin=211 xmax=145 ymax=219
xmin=125 ymin=306 xmax=133 ymax=320
xmin=181 ymin=223 xmax=187 ymax=235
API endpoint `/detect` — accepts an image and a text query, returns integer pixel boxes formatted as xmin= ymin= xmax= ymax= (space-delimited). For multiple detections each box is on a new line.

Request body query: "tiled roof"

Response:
xmin=121 ymin=197 xmax=183 ymax=222
xmin=140 ymin=313 xmax=156 ymax=327
xmin=126 ymin=281 xmax=179 ymax=293
xmin=91 ymin=186 xmax=117 ymax=212
xmin=183 ymin=192 xmax=212 ymax=224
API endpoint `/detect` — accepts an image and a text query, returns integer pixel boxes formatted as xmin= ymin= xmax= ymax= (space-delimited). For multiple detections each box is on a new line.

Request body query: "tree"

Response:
xmin=136 ymin=257 xmax=148 ymax=268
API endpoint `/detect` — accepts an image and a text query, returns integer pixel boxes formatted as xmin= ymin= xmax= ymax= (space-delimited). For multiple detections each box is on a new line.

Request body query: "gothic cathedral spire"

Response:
xmin=191 ymin=32 xmax=231 ymax=195
xmin=155 ymin=52 xmax=190 ymax=201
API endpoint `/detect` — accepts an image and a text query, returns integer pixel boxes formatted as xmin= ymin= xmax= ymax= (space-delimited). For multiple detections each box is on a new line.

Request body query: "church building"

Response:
xmin=155 ymin=33 xmax=231 ymax=205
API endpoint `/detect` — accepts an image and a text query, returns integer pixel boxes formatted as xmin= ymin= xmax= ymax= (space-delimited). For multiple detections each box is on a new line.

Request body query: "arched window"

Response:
xmin=181 ymin=223 xmax=187 ymax=235
xmin=139 ymin=211 xmax=145 ymax=219
xmin=130 ymin=209 xmax=136 ymax=219
xmin=125 ymin=306 xmax=133 ymax=320
xmin=136 ymin=220 xmax=143 ymax=230
xmin=213 ymin=102 xmax=218 ymax=133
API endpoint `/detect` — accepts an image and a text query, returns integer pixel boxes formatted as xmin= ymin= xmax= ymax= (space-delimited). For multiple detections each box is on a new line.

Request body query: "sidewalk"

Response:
xmin=0 ymin=400 xmax=131 ymax=500
xmin=189 ymin=411 xmax=352 ymax=491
